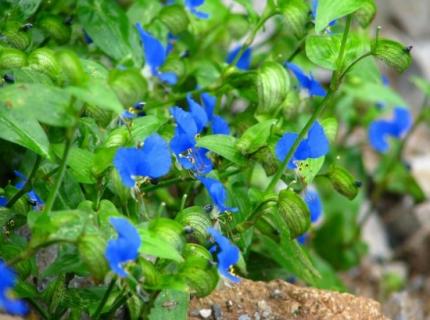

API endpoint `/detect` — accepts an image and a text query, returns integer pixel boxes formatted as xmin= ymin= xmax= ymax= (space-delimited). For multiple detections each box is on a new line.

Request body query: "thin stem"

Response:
xmin=6 ymin=155 xmax=42 ymax=208
xmin=93 ymin=277 xmax=117 ymax=319
xmin=338 ymin=52 xmax=372 ymax=83
xmin=43 ymin=128 xmax=75 ymax=213
xmin=265 ymin=15 xmax=353 ymax=194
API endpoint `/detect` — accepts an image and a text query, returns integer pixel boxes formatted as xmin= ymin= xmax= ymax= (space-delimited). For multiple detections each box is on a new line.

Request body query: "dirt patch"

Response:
xmin=189 ymin=278 xmax=388 ymax=320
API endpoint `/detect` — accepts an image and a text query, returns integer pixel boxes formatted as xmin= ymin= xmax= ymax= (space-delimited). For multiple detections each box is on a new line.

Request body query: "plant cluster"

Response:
xmin=0 ymin=0 xmax=428 ymax=318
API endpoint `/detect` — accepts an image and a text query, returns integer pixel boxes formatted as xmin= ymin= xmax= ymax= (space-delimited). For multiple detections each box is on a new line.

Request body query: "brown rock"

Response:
xmin=189 ymin=279 xmax=388 ymax=320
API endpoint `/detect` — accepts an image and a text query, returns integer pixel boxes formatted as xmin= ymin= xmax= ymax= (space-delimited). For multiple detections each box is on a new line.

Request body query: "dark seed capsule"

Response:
xmin=204 ymin=204 xmax=213 ymax=213
xmin=354 ymin=180 xmax=363 ymax=188
xmin=21 ymin=23 xmax=33 ymax=31
xmin=28 ymin=199 xmax=37 ymax=206
xmin=404 ymin=45 xmax=413 ymax=53
xmin=3 ymin=73 xmax=14 ymax=84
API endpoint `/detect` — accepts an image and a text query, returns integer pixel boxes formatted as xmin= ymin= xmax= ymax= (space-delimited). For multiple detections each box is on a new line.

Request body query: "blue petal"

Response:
xmin=297 ymin=234 xmax=308 ymax=245
xmin=300 ymin=121 xmax=329 ymax=159
xmin=286 ymin=63 xmax=326 ymax=97
xmin=391 ymin=107 xmax=412 ymax=138
xmin=170 ymin=106 xmax=198 ymax=139
xmin=185 ymin=0 xmax=209 ymax=19
xmin=275 ymin=132 xmax=299 ymax=169
xmin=187 ymin=94 xmax=208 ymax=133
xmin=311 ymin=0 xmax=318 ymax=19
xmin=14 ymin=171 xmax=44 ymax=210
xmin=105 ymin=217 xmax=141 ymax=277
xmin=198 ymin=176 xmax=237 ymax=212
xmin=0 ymin=261 xmax=28 ymax=316
xmin=304 ymin=188 xmax=322 ymax=223
xmin=136 ymin=23 xmax=166 ymax=72
xmin=157 ymin=71 xmax=177 ymax=85
xmin=201 ymin=92 xmax=216 ymax=119
xmin=207 ymin=228 xmax=240 ymax=283
xmin=211 ymin=115 xmax=230 ymax=135
xmin=368 ymin=120 xmax=393 ymax=153
xmin=114 ymin=148 xmax=143 ymax=188
xmin=170 ymin=128 xmax=195 ymax=155
xmin=191 ymin=148 xmax=213 ymax=175
xmin=226 ymin=47 xmax=252 ymax=70
xmin=138 ymin=134 xmax=172 ymax=178
xmin=0 ymin=196 xmax=7 ymax=207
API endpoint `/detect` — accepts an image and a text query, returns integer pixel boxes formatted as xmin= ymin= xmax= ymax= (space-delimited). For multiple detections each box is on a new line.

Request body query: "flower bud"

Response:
xmin=0 ymin=48 xmax=27 ymax=69
xmin=327 ymin=165 xmax=360 ymax=200
xmin=39 ymin=14 xmax=71 ymax=44
xmin=159 ymin=4 xmax=190 ymax=34
xmin=278 ymin=189 xmax=311 ymax=239
xmin=28 ymin=48 xmax=63 ymax=82
xmin=175 ymin=206 xmax=212 ymax=244
xmin=2 ymin=31 xmax=31 ymax=50
xmin=182 ymin=243 xmax=212 ymax=269
xmin=149 ymin=218 xmax=185 ymax=252
xmin=108 ymin=69 xmax=147 ymax=107
xmin=103 ymin=127 xmax=129 ymax=148
xmin=55 ymin=49 xmax=87 ymax=85
xmin=180 ymin=266 xmax=219 ymax=297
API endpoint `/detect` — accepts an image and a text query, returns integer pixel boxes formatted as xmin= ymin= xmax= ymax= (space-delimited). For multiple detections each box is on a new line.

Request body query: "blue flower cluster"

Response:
xmin=207 ymin=227 xmax=240 ymax=282
xmin=368 ymin=107 xmax=412 ymax=153
xmin=105 ymin=217 xmax=141 ymax=277
xmin=275 ymin=121 xmax=329 ymax=169
xmin=0 ymin=261 xmax=28 ymax=316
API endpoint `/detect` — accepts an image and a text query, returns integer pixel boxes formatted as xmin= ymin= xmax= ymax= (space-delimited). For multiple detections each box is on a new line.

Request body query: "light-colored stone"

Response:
xmin=199 ymin=308 xmax=212 ymax=319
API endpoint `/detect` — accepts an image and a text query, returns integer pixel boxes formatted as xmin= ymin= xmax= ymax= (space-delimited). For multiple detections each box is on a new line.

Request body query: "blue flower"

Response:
xmin=207 ymin=228 xmax=240 ymax=282
xmin=0 ymin=196 xmax=7 ymax=207
xmin=0 ymin=261 xmax=28 ymax=316
xmin=198 ymin=176 xmax=237 ymax=213
xmin=114 ymin=134 xmax=172 ymax=188
xmin=120 ymin=102 xmax=146 ymax=120
xmin=201 ymin=92 xmax=230 ymax=135
xmin=105 ymin=217 xmax=141 ymax=277
xmin=170 ymin=104 xmax=213 ymax=175
xmin=304 ymin=188 xmax=322 ymax=223
xmin=275 ymin=121 xmax=329 ymax=169
xmin=185 ymin=0 xmax=209 ymax=19
xmin=226 ymin=46 xmax=252 ymax=70
xmin=369 ymin=107 xmax=412 ymax=153
xmin=14 ymin=171 xmax=44 ymax=210
xmin=285 ymin=63 xmax=326 ymax=97
xmin=136 ymin=23 xmax=177 ymax=84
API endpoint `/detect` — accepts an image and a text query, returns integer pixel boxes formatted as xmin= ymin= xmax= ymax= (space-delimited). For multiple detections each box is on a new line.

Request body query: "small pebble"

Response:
xmin=212 ymin=303 xmax=223 ymax=320
xmin=238 ymin=315 xmax=251 ymax=320
xmin=270 ymin=289 xmax=283 ymax=299
xmin=254 ymin=312 xmax=261 ymax=320
xmin=226 ymin=300 xmax=234 ymax=312
xmin=199 ymin=308 xmax=212 ymax=319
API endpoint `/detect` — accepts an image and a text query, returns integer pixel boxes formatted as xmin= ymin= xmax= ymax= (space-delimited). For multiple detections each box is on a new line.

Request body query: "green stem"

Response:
xmin=26 ymin=296 xmax=49 ymax=320
xmin=43 ymin=128 xmax=75 ymax=213
xmin=265 ymin=15 xmax=353 ymax=194
xmin=6 ymin=155 xmax=42 ymax=208
xmin=93 ymin=277 xmax=117 ymax=320
xmin=338 ymin=52 xmax=372 ymax=83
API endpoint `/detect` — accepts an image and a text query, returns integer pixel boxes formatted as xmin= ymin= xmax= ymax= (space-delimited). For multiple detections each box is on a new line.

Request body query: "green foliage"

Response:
xmin=0 ymin=0 xmax=423 ymax=318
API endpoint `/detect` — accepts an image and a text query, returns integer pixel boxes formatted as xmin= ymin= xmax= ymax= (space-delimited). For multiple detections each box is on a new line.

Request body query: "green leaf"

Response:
xmin=280 ymin=0 xmax=309 ymax=38
xmin=78 ymin=232 xmax=109 ymax=281
xmin=0 ymin=107 xmax=50 ymax=158
xmin=196 ymin=135 xmax=246 ymax=166
xmin=131 ymin=116 xmax=165 ymax=142
xmin=315 ymin=0 xmax=373 ymax=33
xmin=15 ymin=0 xmax=42 ymax=19
xmin=256 ymin=61 xmax=290 ymax=115
xmin=42 ymin=252 xmax=88 ymax=278
xmin=67 ymin=79 xmax=124 ymax=114
xmin=77 ymin=0 xmax=143 ymax=66
xmin=148 ymin=290 xmax=189 ymax=320
xmin=137 ymin=227 xmax=184 ymax=263
xmin=343 ymin=81 xmax=407 ymax=106
xmin=411 ymin=76 xmax=430 ymax=97
xmin=355 ymin=0 xmax=377 ymax=27
xmin=236 ymin=119 xmax=276 ymax=155
xmin=320 ymin=117 xmax=338 ymax=143
xmin=234 ymin=0 xmax=259 ymax=24
xmin=159 ymin=4 xmax=189 ymax=34
xmin=0 ymin=83 xmax=75 ymax=127
xmin=372 ymin=39 xmax=412 ymax=73
xmin=306 ymin=34 xmax=369 ymax=70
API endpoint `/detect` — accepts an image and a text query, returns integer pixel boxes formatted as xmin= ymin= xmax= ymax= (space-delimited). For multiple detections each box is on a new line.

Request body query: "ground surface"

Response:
xmin=189 ymin=278 xmax=388 ymax=320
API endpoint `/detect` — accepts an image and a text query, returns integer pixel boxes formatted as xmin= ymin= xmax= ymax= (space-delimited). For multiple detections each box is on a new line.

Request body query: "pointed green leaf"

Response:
xmin=131 ymin=116 xmax=165 ymax=142
xmin=0 ymin=107 xmax=50 ymax=158
xmin=196 ymin=135 xmax=246 ymax=166
xmin=236 ymin=119 xmax=276 ymax=155
xmin=344 ymin=81 xmax=407 ymax=106
xmin=148 ymin=290 xmax=189 ymax=320
xmin=137 ymin=227 xmax=184 ymax=263
xmin=306 ymin=34 xmax=369 ymax=70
